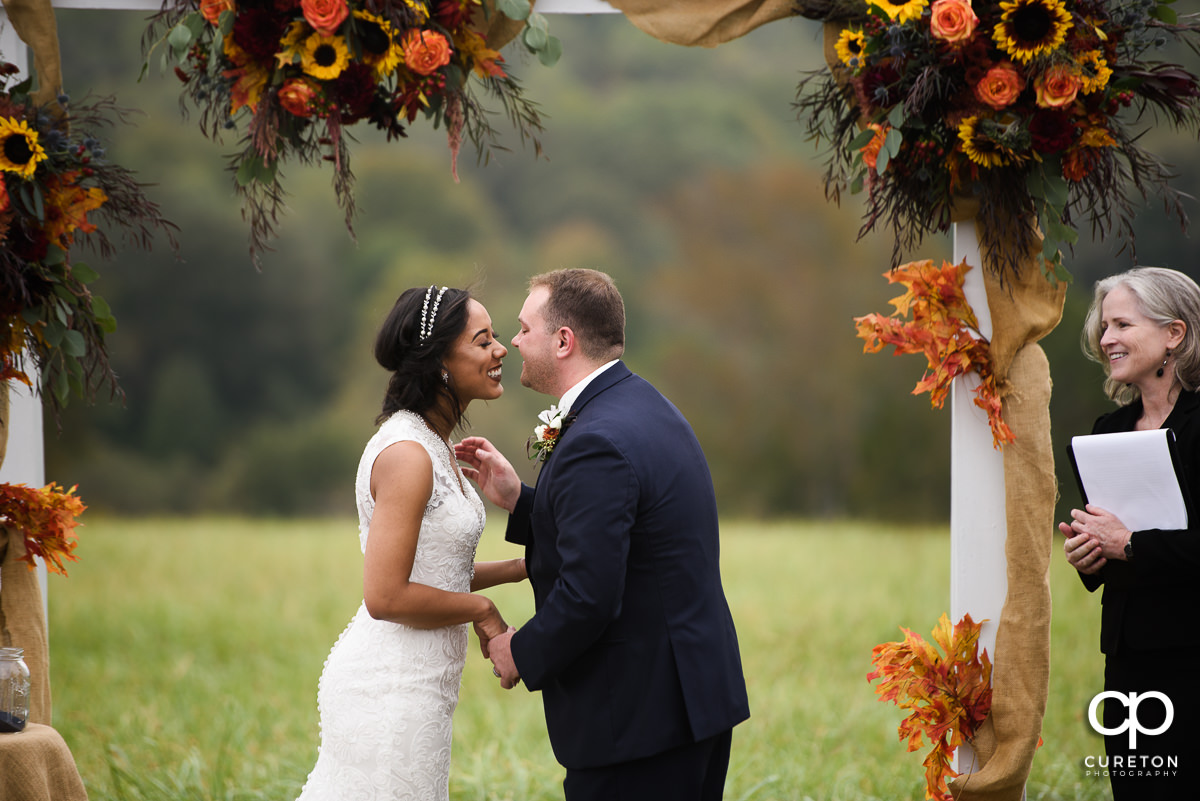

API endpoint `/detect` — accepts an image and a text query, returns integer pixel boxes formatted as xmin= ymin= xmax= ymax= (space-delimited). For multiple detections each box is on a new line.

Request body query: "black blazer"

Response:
xmin=1078 ymin=390 xmax=1200 ymax=654
xmin=505 ymin=361 xmax=750 ymax=770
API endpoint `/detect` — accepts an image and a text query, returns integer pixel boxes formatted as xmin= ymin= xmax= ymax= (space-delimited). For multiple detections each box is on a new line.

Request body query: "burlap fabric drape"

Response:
xmin=0 ymin=527 xmax=52 ymax=727
xmin=0 ymin=0 xmax=62 ymax=107
xmin=486 ymin=0 xmax=810 ymax=49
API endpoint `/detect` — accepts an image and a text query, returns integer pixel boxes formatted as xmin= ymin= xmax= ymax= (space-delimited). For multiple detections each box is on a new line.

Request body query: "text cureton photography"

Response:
xmin=1084 ymin=690 xmax=1182 ymax=780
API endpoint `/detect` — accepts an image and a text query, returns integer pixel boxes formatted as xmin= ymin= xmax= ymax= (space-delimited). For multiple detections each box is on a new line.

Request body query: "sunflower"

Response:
xmin=1076 ymin=50 xmax=1112 ymax=94
xmin=836 ymin=28 xmax=866 ymax=69
xmin=0 ymin=116 xmax=47 ymax=179
xmin=870 ymin=0 xmax=928 ymax=24
xmin=353 ymin=10 xmax=404 ymax=77
xmin=957 ymin=116 xmax=1024 ymax=168
xmin=992 ymin=0 xmax=1072 ymax=64
xmin=302 ymin=32 xmax=352 ymax=81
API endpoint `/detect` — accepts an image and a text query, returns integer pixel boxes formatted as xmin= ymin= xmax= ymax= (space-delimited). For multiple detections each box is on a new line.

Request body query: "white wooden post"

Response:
xmin=949 ymin=221 xmax=1015 ymax=795
xmin=0 ymin=17 xmax=49 ymax=621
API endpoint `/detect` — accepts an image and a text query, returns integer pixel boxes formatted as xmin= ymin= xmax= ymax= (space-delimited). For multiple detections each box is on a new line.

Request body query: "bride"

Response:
xmin=296 ymin=285 xmax=526 ymax=800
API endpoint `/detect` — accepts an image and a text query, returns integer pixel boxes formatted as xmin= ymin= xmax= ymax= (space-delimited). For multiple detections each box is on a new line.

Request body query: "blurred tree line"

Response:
xmin=35 ymin=9 xmax=1200 ymax=522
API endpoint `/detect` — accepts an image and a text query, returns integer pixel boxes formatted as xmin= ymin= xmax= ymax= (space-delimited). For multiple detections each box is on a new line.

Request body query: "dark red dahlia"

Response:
xmin=433 ymin=0 xmax=470 ymax=29
xmin=335 ymin=63 xmax=378 ymax=123
xmin=232 ymin=8 xmax=289 ymax=63
xmin=1028 ymin=109 xmax=1077 ymax=154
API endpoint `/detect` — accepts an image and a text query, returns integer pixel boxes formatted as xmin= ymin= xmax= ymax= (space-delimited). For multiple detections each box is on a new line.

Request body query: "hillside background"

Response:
xmin=37 ymin=8 xmax=1200 ymax=521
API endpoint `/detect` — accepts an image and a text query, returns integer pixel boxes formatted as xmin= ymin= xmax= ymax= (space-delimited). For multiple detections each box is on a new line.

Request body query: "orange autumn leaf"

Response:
xmin=867 ymin=613 xmax=993 ymax=800
xmin=0 ymin=482 xmax=86 ymax=576
xmin=41 ymin=171 xmax=107 ymax=246
xmin=853 ymin=258 xmax=1015 ymax=447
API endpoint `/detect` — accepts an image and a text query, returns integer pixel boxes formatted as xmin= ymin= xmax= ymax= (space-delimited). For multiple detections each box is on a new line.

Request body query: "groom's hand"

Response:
xmin=489 ymin=627 xmax=521 ymax=690
xmin=455 ymin=436 xmax=521 ymax=512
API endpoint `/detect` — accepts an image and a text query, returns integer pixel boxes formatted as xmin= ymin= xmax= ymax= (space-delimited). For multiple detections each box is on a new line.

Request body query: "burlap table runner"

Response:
xmin=0 ymin=723 xmax=87 ymax=801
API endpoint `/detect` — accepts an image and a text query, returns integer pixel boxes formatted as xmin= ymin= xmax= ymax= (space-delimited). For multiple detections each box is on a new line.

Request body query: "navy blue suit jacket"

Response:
xmin=505 ymin=361 xmax=750 ymax=770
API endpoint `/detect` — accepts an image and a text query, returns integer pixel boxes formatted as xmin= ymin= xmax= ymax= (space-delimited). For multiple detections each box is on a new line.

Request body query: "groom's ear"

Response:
xmin=555 ymin=327 xmax=577 ymax=359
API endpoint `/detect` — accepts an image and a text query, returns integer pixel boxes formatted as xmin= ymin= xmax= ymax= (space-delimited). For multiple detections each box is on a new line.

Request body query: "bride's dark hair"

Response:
xmin=374 ymin=286 xmax=472 ymax=426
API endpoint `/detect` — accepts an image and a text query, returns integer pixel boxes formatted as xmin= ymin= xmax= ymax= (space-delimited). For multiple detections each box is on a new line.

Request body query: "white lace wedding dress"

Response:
xmin=296 ymin=410 xmax=486 ymax=801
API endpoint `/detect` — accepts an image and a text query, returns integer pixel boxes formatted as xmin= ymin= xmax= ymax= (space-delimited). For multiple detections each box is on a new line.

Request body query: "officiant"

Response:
xmin=1059 ymin=266 xmax=1200 ymax=799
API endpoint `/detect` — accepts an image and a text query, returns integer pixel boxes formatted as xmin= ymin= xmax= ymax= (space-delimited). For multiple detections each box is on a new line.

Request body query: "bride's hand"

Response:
xmin=472 ymin=599 xmax=508 ymax=658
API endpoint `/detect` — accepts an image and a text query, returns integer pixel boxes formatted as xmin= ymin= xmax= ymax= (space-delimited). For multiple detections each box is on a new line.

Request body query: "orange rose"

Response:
xmin=301 ymin=0 xmax=348 ymax=36
xmin=973 ymin=63 xmax=1024 ymax=110
xmin=199 ymin=0 xmax=233 ymax=25
xmin=278 ymin=78 xmax=319 ymax=118
xmin=929 ymin=0 xmax=978 ymax=44
xmin=402 ymin=30 xmax=453 ymax=76
xmin=1035 ymin=65 xmax=1081 ymax=108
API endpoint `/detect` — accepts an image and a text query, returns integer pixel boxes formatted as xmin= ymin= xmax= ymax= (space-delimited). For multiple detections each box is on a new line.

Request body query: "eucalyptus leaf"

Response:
xmin=497 ymin=0 xmax=531 ymax=21
xmin=1042 ymin=174 xmax=1069 ymax=208
xmin=538 ymin=36 xmax=562 ymax=67
xmin=62 ymin=329 xmax=87 ymax=358
xmin=168 ymin=21 xmax=196 ymax=59
xmin=43 ymin=320 xmax=66 ymax=347
xmin=53 ymin=369 xmax=70 ymax=405
xmin=848 ymin=128 xmax=876 ymax=150
xmin=883 ymin=128 xmax=902 ymax=158
xmin=526 ymin=12 xmax=548 ymax=32
xmin=237 ymin=156 xmax=262 ymax=187
xmin=524 ymin=26 xmax=548 ymax=51
xmin=43 ymin=245 xmax=67 ymax=267
xmin=1152 ymin=4 xmax=1177 ymax=23
xmin=887 ymin=105 xmax=905 ymax=128
xmin=92 ymin=295 xmax=115 ymax=325
xmin=71 ymin=262 xmax=100 ymax=284
xmin=876 ymin=148 xmax=890 ymax=176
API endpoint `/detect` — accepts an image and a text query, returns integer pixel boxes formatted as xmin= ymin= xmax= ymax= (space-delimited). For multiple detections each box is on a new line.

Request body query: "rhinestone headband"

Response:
xmin=419 ymin=285 xmax=449 ymax=343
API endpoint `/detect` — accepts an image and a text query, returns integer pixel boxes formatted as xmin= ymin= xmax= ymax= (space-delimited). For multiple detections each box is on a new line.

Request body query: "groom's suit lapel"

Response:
xmin=535 ymin=361 xmax=632 ymax=481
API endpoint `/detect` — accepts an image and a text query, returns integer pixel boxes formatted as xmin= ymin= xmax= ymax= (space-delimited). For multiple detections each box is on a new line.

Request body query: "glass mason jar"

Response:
xmin=0 ymin=647 xmax=30 ymax=733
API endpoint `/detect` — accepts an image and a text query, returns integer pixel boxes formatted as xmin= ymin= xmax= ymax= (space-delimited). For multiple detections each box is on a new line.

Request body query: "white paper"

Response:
xmin=1071 ymin=429 xmax=1189 ymax=532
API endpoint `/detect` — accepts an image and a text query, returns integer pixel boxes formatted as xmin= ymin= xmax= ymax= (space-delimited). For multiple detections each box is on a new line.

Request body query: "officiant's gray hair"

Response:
xmin=530 ymin=268 xmax=625 ymax=363
xmin=1082 ymin=266 xmax=1200 ymax=406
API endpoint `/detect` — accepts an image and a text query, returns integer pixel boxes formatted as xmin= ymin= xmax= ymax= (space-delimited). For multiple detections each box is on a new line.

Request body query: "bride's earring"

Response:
xmin=1157 ymin=349 xmax=1171 ymax=378
xmin=441 ymin=370 xmax=450 ymax=385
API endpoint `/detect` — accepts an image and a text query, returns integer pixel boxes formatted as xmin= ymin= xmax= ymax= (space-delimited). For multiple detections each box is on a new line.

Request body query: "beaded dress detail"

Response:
xmin=296 ymin=411 xmax=485 ymax=800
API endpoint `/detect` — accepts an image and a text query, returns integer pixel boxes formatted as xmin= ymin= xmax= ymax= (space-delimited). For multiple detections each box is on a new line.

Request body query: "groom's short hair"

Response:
xmin=530 ymin=269 xmax=625 ymax=362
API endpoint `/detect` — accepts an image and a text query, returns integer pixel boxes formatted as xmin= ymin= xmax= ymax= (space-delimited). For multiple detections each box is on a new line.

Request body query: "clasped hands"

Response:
xmin=475 ymin=621 xmax=521 ymax=690
xmin=1059 ymin=504 xmax=1132 ymax=575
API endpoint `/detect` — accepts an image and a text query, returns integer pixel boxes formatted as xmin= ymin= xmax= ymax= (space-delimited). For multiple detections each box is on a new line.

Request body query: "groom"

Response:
xmin=457 ymin=268 xmax=749 ymax=800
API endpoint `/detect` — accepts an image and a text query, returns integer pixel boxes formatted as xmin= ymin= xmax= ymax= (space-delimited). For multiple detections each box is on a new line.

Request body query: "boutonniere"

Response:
xmin=527 ymin=405 xmax=571 ymax=463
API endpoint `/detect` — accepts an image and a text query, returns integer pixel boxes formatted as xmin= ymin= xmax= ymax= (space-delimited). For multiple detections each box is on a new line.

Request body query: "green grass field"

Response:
xmin=44 ymin=517 xmax=1113 ymax=801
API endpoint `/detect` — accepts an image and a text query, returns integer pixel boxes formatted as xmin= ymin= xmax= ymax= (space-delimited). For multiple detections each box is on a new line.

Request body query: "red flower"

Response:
xmin=433 ymin=0 xmax=471 ymax=29
xmin=334 ymin=63 xmax=377 ymax=123
xmin=231 ymin=8 xmax=289 ymax=63
xmin=1028 ymin=109 xmax=1077 ymax=153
